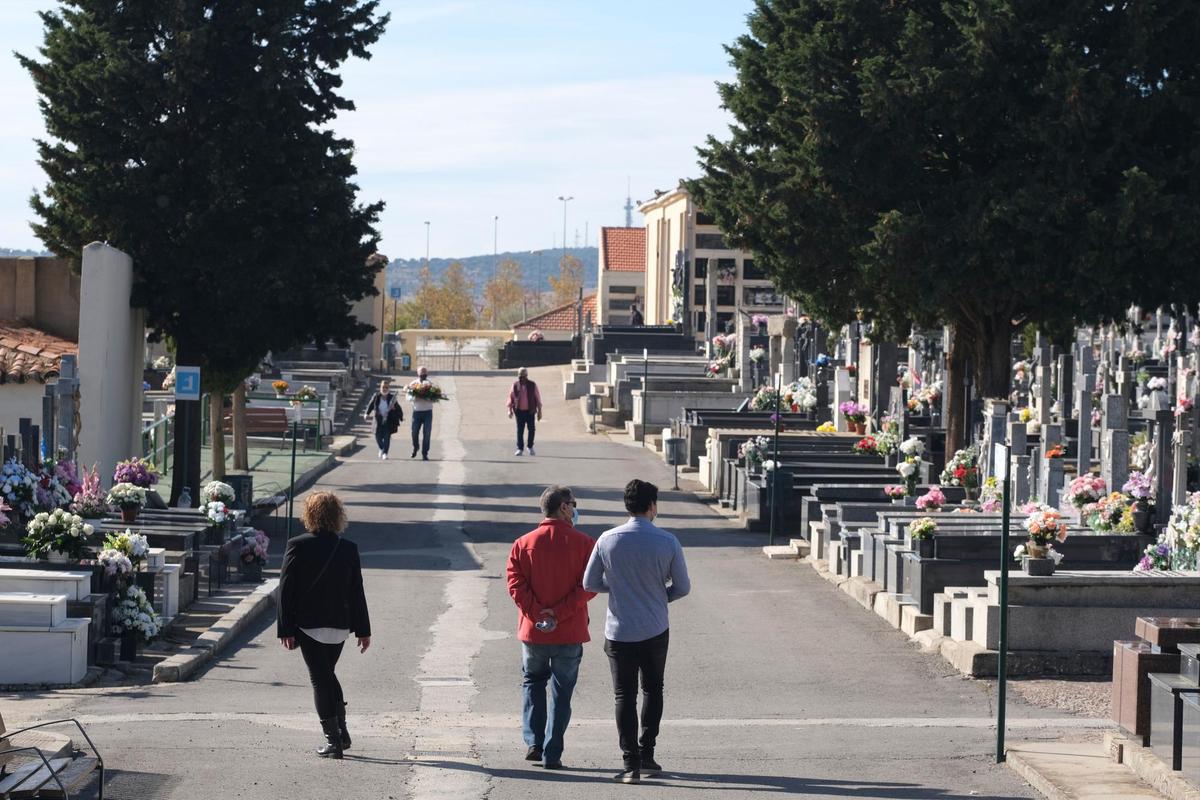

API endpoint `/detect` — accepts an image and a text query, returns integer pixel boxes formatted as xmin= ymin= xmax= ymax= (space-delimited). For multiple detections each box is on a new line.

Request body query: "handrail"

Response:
xmin=4 ymin=718 xmax=105 ymax=800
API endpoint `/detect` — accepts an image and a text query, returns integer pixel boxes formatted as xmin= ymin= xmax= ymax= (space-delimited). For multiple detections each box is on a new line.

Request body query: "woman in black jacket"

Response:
xmin=278 ymin=491 xmax=371 ymax=759
xmin=364 ymin=379 xmax=403 ymax=459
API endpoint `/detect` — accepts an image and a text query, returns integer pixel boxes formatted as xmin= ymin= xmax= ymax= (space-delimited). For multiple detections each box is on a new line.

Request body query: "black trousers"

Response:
xmin=298 ymin=630 xmax=346 ymax=720
xmin=373 ymin=425 xmax=391 ymax=455
xmin=603 ymin=629 xmax=669 ymax=769
xmin=515 ymin=409 xmax=536 ymax=450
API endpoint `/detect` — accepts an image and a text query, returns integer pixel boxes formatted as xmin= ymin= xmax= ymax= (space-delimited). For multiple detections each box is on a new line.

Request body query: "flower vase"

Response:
xmin=240 ymin=561 xmax=263 ymax=583
xmin=915 ymin=538 xmax=935 ymax=559
xmin=1131 ymin=502 xmax=1150 ymax=533
xmin=135 ymin=570 xmax=156 ymax=597
xmin=205 ymin=525 xmax=225 ymax=546
xmin=121 ymin=506 xmax=139 ymax=524
xmin=45 ymin=552 xmax=70 ymax=564
xmin=119 ymin=629 xmax=138 ymax=661
xmin=275 ymin=392 xmax=287 ymax=399
xmin=903 ymin=496 xmax=916 ymax=507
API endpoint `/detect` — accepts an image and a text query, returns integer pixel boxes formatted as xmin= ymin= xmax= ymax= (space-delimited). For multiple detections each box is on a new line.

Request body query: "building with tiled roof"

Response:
xmin=0 ymin=322 xmax=77 ymax=384
xmin=512 ymin=294 xmax=598 ymax=342
xmin=596 ymin=227 xmax=646 ymax=326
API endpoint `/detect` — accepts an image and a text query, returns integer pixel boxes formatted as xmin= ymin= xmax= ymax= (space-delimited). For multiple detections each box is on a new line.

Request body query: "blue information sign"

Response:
xmin=175 ymin=366 xmax=201 ymax=401
xmin=389 ymin=286 xmax=403 ymax=300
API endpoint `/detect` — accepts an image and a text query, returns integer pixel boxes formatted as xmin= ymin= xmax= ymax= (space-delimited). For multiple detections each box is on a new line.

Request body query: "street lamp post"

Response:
xmin=424 ymin=221 xmax=431 ymax=272
xmin=493 ymin=215 xmax=499 ymax=327
xmin=557 ymin=195 xmax=573 ymax=290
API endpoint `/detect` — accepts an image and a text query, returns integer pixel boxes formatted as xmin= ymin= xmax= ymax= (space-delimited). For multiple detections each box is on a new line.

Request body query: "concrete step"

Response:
xmin=1005 ymin=741 xmax=1166 ymax=799
xmin=788 ymin=539 xmax=812 ymax=558
xmin=37 ymin=756 xmax=99 ymax=798
xmin=762 ymin=545 xmax=799 ymax=560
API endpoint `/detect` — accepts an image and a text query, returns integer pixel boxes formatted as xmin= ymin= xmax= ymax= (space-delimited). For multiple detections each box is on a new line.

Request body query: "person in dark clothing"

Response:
xmin=278 ymin=491 xmax=372 ymax=759
xmin=364 ymin=379 xmax=403 ymax=459
xmin=629 ymin=303 xmax=644 ymax=327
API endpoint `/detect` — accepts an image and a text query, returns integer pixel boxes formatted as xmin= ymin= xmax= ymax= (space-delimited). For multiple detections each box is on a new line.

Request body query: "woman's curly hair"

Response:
xmin=301 ymin=491 xmax=348 ymax=534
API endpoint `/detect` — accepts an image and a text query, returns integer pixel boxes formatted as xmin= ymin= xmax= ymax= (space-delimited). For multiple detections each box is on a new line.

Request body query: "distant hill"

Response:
xmin=0 ymin=247 xmax=53 ymax=257
xmin=386 ymin=247 xmax=598 ymax=300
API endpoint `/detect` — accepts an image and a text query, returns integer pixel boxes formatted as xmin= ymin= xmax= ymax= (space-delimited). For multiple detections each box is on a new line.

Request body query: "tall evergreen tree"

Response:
xmin=21 ymin=1 xmax=388 ymax=500
xmin=691 ymin=0 xmax=1200 ymax=449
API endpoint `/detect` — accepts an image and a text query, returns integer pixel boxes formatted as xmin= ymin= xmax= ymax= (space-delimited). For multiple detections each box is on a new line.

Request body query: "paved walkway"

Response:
xmin=2 ymin=366 xmax=1108 ymax=799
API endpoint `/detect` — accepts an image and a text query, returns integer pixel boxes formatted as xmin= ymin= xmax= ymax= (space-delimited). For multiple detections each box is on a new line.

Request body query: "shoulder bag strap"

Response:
xmin=308 ymin=537 xmax=341 ymax=592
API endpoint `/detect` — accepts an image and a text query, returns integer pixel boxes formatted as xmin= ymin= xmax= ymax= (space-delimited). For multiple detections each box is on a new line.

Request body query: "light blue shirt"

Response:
xmin=583 ymin=515 xmax=691 ymax=642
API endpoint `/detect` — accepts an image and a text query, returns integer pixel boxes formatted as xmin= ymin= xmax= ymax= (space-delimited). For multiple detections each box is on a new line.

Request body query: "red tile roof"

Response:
xmin=513 ymin=294 xmax=598 ymax=332
xmin=0 ymin=321 xmax=78 ymax=384
xmin=601 ymin=227 xmax=645 ymax=272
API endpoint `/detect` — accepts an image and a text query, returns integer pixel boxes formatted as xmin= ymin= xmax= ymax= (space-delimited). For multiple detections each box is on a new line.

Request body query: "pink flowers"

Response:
xmin=1066 ymin=474 xmax=1106 ymax=510
xmin=915 ymin=486 xmax=946 ymax=511
xmin=884 ymin=485 xmax=906 ymax=499
xmin=241 ymin=529 xmax=270 ymax=565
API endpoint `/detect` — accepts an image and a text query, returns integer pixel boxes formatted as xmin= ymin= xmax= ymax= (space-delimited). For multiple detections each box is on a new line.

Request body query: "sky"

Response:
xmin=0 ymin=0 xmax=755 ymax=260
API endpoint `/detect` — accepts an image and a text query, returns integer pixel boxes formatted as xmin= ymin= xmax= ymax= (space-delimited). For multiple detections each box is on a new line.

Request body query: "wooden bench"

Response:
xmin=222 ymin=408 xmax=307 ymax=450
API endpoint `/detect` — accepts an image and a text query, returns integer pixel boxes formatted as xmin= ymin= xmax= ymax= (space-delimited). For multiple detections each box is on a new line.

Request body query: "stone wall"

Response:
xmin=0 ymin=257 xmax=80 ymax=340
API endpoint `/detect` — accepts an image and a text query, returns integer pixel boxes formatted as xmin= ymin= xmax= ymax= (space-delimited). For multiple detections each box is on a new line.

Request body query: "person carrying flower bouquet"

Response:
xmin=409 ymin=366 xmax=437 ymax=460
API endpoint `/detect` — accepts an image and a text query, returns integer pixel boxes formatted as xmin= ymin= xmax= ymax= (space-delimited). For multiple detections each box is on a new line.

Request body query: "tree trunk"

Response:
xmin=232 ymin=382 xmax=249 ymax=471
xmin=210 ymin=391 xmax=226 ymax=481
xmin=169 ymin=345 xmax=203 ymax=506
xmin=972 ymin=313 xmax=1014 ymax=402
xmin=945 ymin=324 xmax=971 ymax=454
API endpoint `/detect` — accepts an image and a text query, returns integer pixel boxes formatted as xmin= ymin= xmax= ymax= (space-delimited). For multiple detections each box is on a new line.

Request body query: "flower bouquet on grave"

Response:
xmin=32 ymin=461 xmax=73 ymax=513
xmin=1086 ymin=492 xmax=1134 ymax=533
xmin=95 ymin=547 xmax=133 ymax=583
xmin=70 ymin=464 xmax=109 ymax=520
xmin=816 ymin=421 xmax=836 ymax=433
xmin=749 ymin=346 xmax=767 ymax=363
xmin=852 ymin=436 xmax=878 ymax=456
xmin=22 ymin=508 xmax=95 ymax=561
xmin=244 ymin=374 xmax=260 ymax=393
xmin=0 ymin=458 xmax=37 ymax=521
xmin=528 ymin=330 xmax=544 ymax=342
xmin=909 ymin=517 xmax=938 ymax=557
xmin=897 ymin=457 xmax=920 ymax=497
xmin=1045 ymin=443 xmax=1066 ymax=459
xmin=201 ymin=500 xmax=233 ymax=544
xmin=113 ymin=457 xmax=159 ymax=489
xmin=239 ymin=529 xmax=270 ymax=581
xmin=292 ymin=385 xmax=319 ymax=406
xmin=152 ymin=355 xmax=172 ymax=370
xmin=750 ymin=386 xmax=785 ymax=412
xmin=104 ymin=529 xmax=150 ymax=572
xmin=112 ymin=584 xmax=162 ymax=650
xmin=1175 ymin=395 xmax=1194 ymax=418
xmin=839 ymin=400 xmax=867 ymax=427
xmin=272 ymin=379 xmax=289 ymax=398
xmin=751 ymin=313 xmax=769 ymax=333
xmin=161 ymin=367 xmax=176 ymax=389
xmin=1135 ymin=494 xmax=1200 ymax=571
xmin=915 ymin=486 xmax=945 ymax=511
xmin=200 ymin=480 xmax=236 ymax=507
xmin=782 ymin=377 xmax=817 ymax=412
xmin=107 ymin=483 xmax=147 ymax=523
xmin=1019 ymin=505 xmax=1068 ymax=573
xmin=0 ymin=498 xmax=11 ymax=531
xmin=884 ymin=485 xmax=906 ymax=501
xmin=978 ymin=476 xmax=1001 ymax=513
xmin=738 ymin=436 xmax=771 ymax=471
xmin=1122 ymin=470 xmax=1153 ymax=531
xmin=406 ymin=380 xmax=448 ymax=402
xmin=1066 ymin=474 xmax=1107 ymax=511
xmin=940 ymin=445 xmax=981 ymax=498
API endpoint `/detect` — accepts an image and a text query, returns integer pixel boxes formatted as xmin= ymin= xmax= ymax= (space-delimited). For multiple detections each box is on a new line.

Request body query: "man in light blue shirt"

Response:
xmin=583 ymin=479 xmax=690 ymax=784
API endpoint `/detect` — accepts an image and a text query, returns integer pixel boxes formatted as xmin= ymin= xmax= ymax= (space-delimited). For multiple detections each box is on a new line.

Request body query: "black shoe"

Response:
xmin=543 ymin=761 xmax=562 ymax=770
xmin=317 ymin=718 xmax=343 ymax=759
xmin=422 ymin=454 xmax=429 ymax=461
xmin=641 ymin=756 xmax=661 ymax=776
xmin=338 ymin=705 xmax=351 ymax=750
xmin=613 ymin=769 xmax=640 ymax=784
xmin=411 ymin=448 xmax=418 ymax=458
xmin=525 ymin=745 xmax=543 ymax=762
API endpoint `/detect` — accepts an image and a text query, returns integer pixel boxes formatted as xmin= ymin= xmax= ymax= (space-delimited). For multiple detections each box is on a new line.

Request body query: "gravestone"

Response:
xmin=983 ymin=400 xmax=1008 ymax=480
xmin=1058 ymin=353 xmax=1074 ymax=420
xmin=1076 ymin=373 xmax=1096 ymax=475
xmin=832 ymin=368 xmax=852 ymax=432
xmin=1151 ymin=410 xmax=1175 ymax=523
xmin=1011 ymin=453 xmax=1032 ymax=505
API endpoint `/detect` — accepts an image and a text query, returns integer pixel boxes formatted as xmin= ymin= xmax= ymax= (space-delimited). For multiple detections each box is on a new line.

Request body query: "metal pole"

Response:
xmin=641 ymin=347 xmax=648 ymax=448
xmin=769 ymin=372 xmax=781 ymax=546
xmin=996 ymin=444 xmax=1011 ymax=763
xmin=286 ymin=420 xmax=299 ymax=540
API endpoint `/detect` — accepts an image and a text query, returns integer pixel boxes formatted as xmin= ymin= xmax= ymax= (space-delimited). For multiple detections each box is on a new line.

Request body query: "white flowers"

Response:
xmin=749 ymin=346 xmax=767 ymax=363
xmin=97 ymin=548 xmax=133 ymax=576
xmin=762 ymin=460 xmax=778 ymax=472
xmin=200 ymin=480 xmax=236 ymax=505
xmin=899 ymin=437 xmax=925 ymax=457
xmin=897 ymin=461 xmax=917 ymax=478
xmin=107 ymin=483 xmax=147 ymax=510
xmin=112 ymin=584 xmax=161 ymax=642
xmin=22 ymin=508 xmax=94 ymax=560
xmin=202 ymin=500 xmax=231 ymax=525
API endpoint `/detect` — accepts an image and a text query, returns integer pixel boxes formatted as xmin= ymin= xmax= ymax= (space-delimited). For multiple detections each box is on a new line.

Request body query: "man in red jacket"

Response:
xmin=506 ymin=485 xmax=596 ymax=769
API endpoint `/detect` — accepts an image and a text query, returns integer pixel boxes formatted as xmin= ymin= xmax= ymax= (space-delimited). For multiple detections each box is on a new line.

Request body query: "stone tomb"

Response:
xmin=0 ymin=569 xmax=92 ymax=685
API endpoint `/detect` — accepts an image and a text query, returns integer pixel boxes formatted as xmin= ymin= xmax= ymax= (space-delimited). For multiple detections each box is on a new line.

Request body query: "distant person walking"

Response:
xmin=507 ymin=367 xmax=543 ymax=456
xmin=363 ymin=379 xmax=402 ymax=459
xmin=408 ymin=366 xmax=435 ymax=460
xmin=506 ymin=485 xmax=596 ymax=769
xmin=277 ymin=491 xmax=371 ymax=760
xmin=629 ymin=302 xmax=644 ymax=327
xmin=583 ymin=479 xmax=691 ymax=784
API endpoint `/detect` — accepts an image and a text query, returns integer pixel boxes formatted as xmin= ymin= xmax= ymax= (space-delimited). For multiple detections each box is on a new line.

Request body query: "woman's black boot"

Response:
xmin=317 ymin=717 xmax=344 ymax=759
xmin=338 ymin=703 xmax=351 ymax=750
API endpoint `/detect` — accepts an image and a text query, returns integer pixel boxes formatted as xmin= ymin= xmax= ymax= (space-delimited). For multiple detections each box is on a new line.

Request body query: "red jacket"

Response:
xmin=507 ymin=519 xmax=596 ymax=644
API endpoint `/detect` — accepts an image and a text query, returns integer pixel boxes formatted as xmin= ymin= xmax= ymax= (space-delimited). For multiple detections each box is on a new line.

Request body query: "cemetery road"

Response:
xmin=5 ymin=367 xmax=1099 ymax=799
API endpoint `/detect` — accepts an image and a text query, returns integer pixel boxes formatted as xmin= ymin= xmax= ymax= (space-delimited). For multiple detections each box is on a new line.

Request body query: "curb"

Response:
xmin=1109 ymin=734 xmax=1200 ymax=800
xmin=152 ymin=579 xmax=278 ymax=683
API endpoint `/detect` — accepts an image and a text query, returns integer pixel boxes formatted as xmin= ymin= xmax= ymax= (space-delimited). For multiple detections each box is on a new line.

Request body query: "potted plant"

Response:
xmin=0 ymin=457 xmax=37 ymax=522
xmin=1018 ymin=505 xmax=1068 ymax=575
xmin=107 ymin=483 xmax=147 ymax=523
xmin=1122 ymin=471 xmax=1153 ymax=532
xmin=201 ymin=500 xmax=235 ymax=544
xmin=738 ymin=436 xmax=770 ymax=475
xmin=884 ymin=485 xmax=907 ymax=504
xmin=200 ymin=480 xmax=237 ymax=507
xmin=1066 ymin=474 xmax=1107 ymax=513
xmin=915 ymin=486 xmax=946 ymax=512
xmin=22 ymin=508 xmax=95 ymax=562
xmin=909 ymin=517 xmax=938 ymax=558
xmin=112 ymin=457 xmax=159 ymax=490
xmin=940 ymin=445 xmax=981 ymax=501
xmin=272 ymin=379 xmax=290 ymax=398
xmin=94 ymin=546 xmax=134 ymax=593
xmin=111 ymin=583 xmax=162 ymax=661
xmin=852 ymin=436 xmax=878 ymax=456
xmin=239 ymin=529 xmax=270 ymax=582
xmin=838 ymin=401 xmax=868 ymax=434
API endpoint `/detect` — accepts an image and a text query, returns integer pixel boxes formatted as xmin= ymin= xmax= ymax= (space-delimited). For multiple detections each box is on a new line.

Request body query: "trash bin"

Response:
xmin=664 ymin=436 xmax=684 ymax=466
xmin=400 ymin=351 xmax=412 ymax=371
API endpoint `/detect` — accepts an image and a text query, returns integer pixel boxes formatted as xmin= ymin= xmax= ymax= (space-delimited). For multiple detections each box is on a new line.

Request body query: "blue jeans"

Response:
xmin=521 ymin=642 xmax=583 ymax=764
xmin=411 ymin=410 xmax=432 ymax=456
xmin=373 ymin=425 xmax=391 ymax=455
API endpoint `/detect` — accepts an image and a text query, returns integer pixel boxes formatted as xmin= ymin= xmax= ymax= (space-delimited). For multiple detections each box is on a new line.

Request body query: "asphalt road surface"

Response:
xmin=4 ymin=367 xmax=1100 ymax=799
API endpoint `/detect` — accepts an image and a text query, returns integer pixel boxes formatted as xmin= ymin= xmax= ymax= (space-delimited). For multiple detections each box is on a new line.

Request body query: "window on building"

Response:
xmin=609 ymin=285 xmax=637 ymax=295
xmin=717 ymin=312 xmax=735 ymax=333
xmin=717 ymin=286 xmax=735 ymax=306
xmin=694 ymin=286 xmax=706 ymax=306
xmin=742 ymin=258 xmax=766 ymax=280
xmin=694 ymin=257 xmax=707 ymax=279
xmin=609 ymin=298 xmax=636 ymax=311
xmin=717 ymin=258 xmax=738 ymax=282
xmin=743 ymin=287 xmax=784 ymax=306
xmin=696 ymin=211 xmax=716 ymax=226
xmin=695 ymin=232 xmax=727 ymax=250
xmin=695 ymin=311 xmax=705 ymax=333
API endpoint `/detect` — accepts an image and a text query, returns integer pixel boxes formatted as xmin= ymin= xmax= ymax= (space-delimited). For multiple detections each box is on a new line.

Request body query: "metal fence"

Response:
xmin=414 ymin=347 xmax=492 ymax=373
